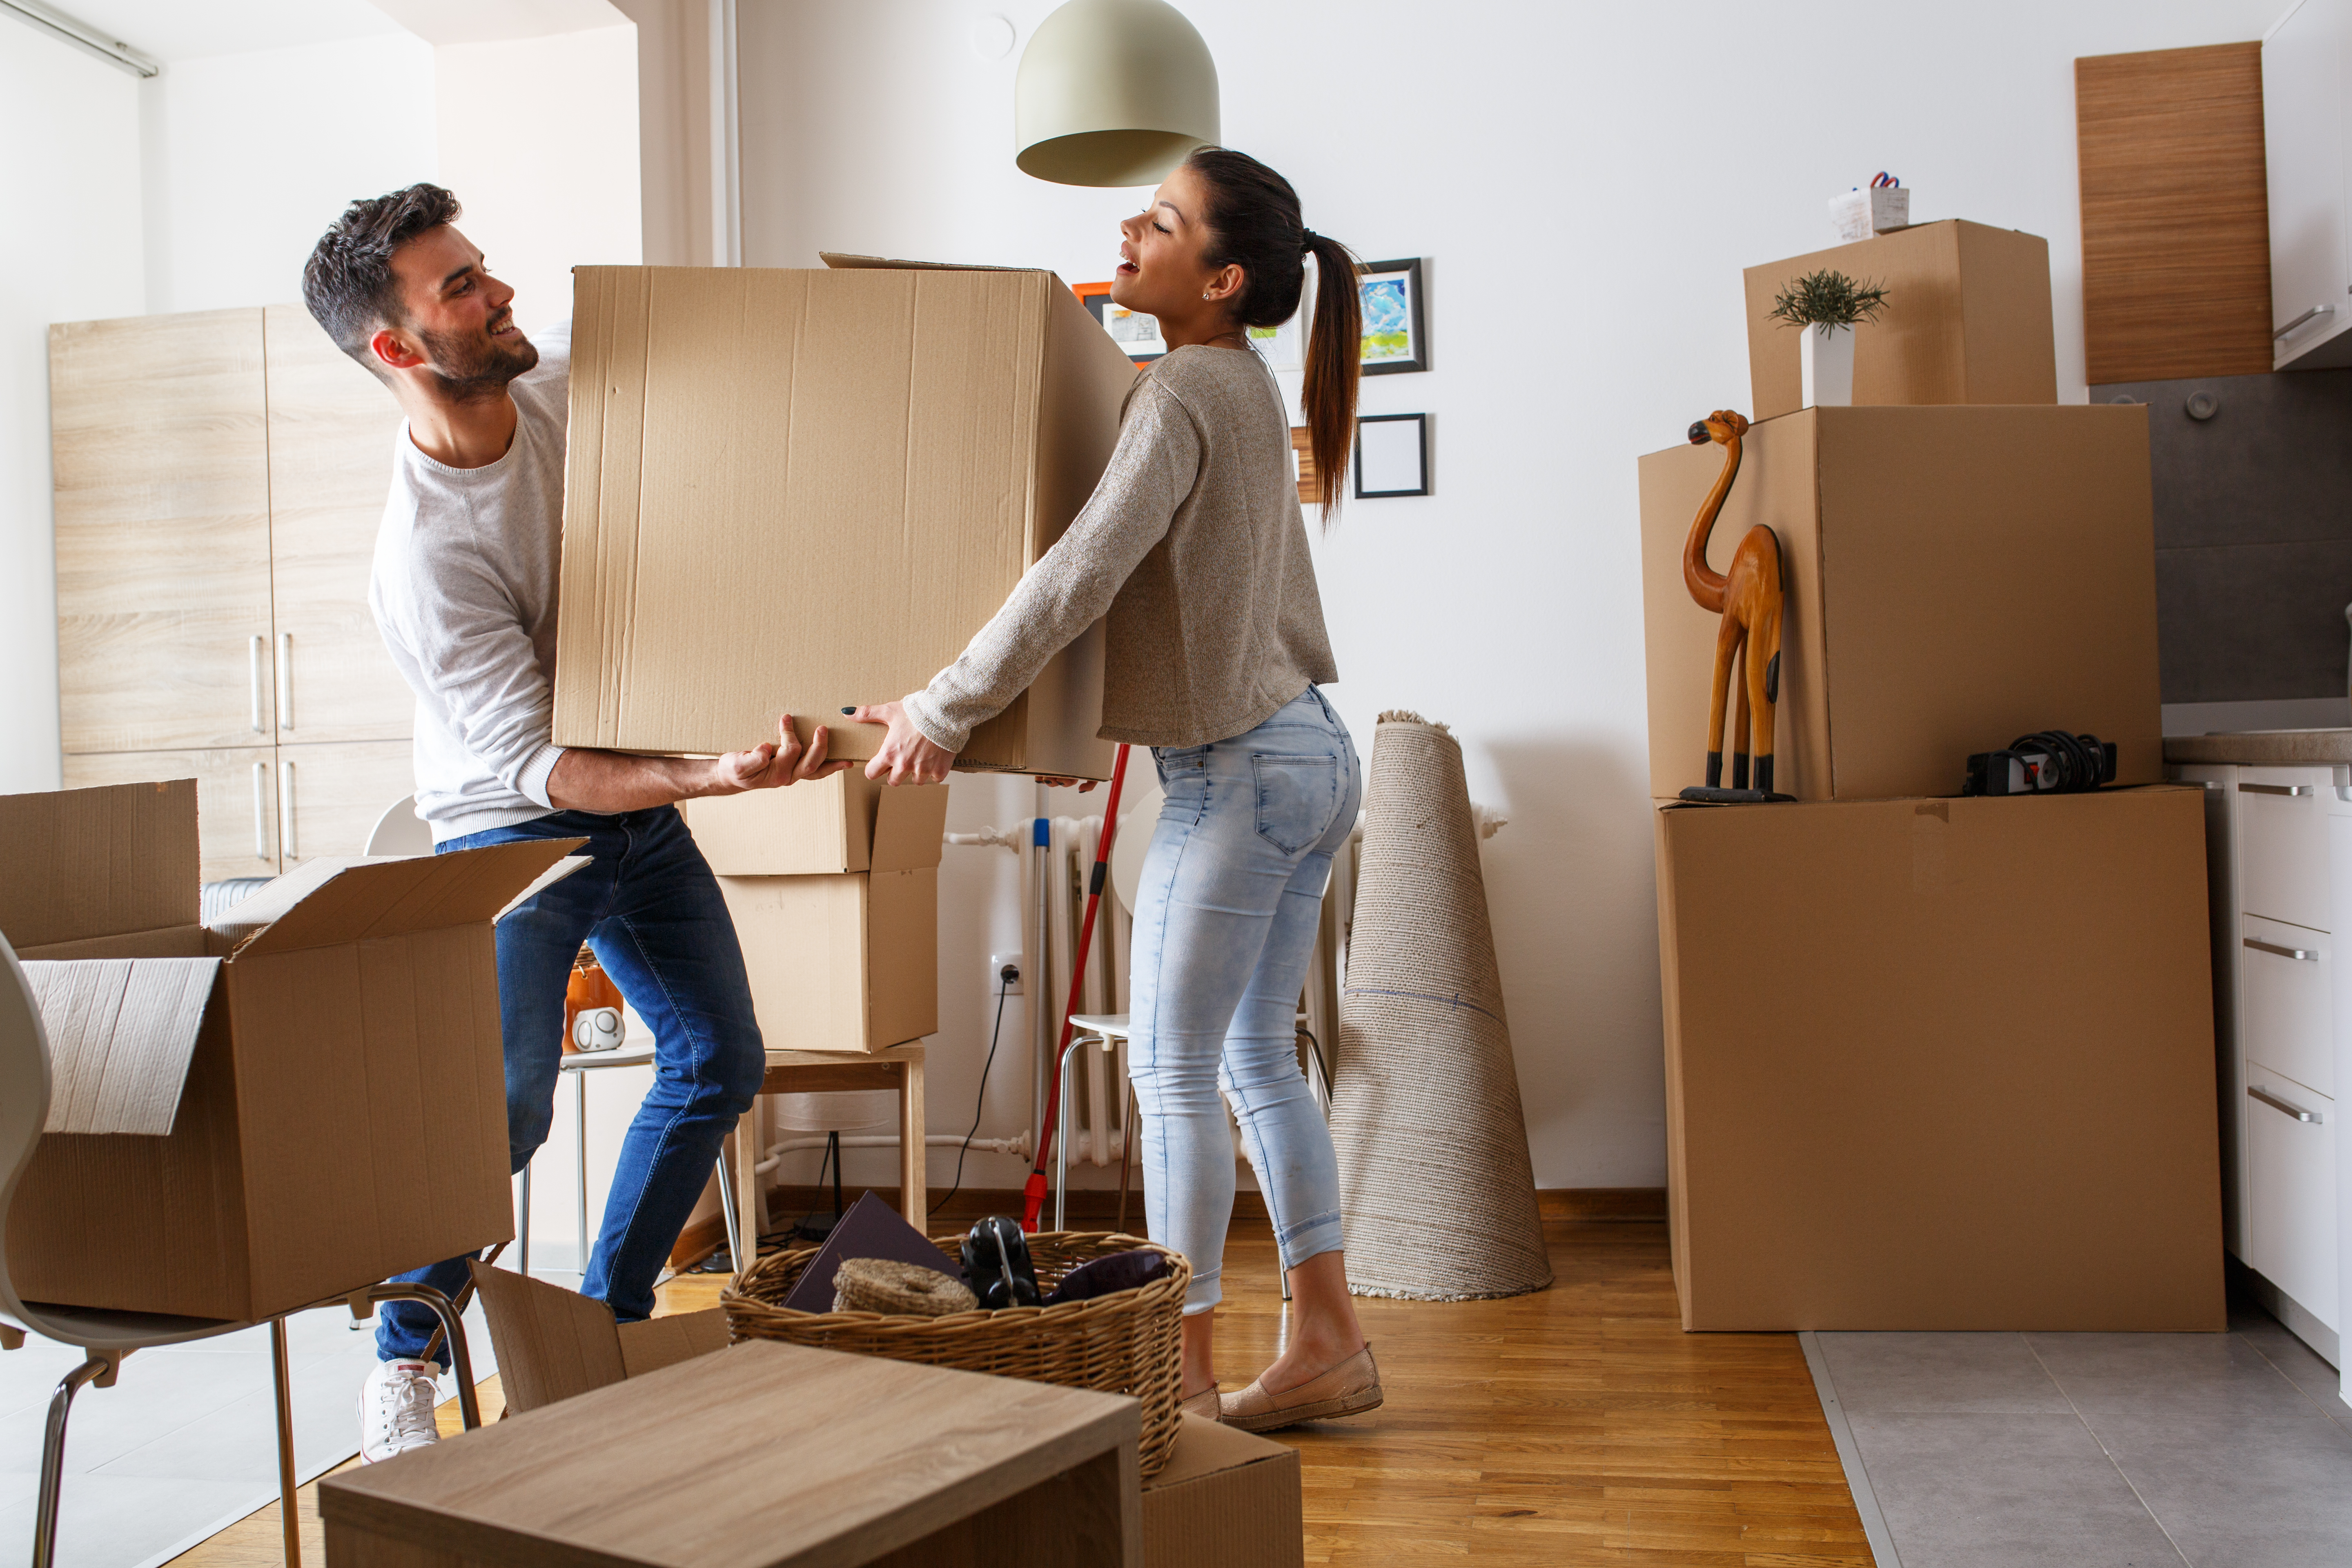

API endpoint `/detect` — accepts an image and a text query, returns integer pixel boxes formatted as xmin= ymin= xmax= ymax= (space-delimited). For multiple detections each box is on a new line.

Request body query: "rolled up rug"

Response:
xmin=1331 ymin=711 xmax=1551 ymax=1301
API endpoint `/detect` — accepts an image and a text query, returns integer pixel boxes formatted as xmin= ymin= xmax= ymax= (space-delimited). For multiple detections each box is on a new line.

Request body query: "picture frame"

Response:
xmin=1354 ymin=412 xmax=1430 ymax=499
xmin=1072 ymin=280 xmax=1166 ymax=363
xmin=1357 ymin=257 xmax=1427 ymax=375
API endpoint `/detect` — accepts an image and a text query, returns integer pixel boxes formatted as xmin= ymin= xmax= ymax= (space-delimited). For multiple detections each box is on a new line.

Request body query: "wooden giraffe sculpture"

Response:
xmin=1682 ymin=410 xmax=1786 ymax=796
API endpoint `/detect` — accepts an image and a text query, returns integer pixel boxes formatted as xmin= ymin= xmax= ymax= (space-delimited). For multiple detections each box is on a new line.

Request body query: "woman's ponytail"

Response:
xmin=1183 ymin=147 xmax=1361 ymax=524
xmin=1300 ymin=231 xmax=1362 ymax=521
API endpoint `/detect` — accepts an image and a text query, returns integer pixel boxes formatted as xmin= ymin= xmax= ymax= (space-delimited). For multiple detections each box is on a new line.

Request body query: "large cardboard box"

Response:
xmin=1638 ymin=405 xmax=2161 ymax=802
xmin=552 ymin=258 xmax=1138 ymax=780
xmin=691 ymin=771 xmax=948 ymax=1053
xmin=473 ymin=1264 xmax=1304 ymax=1567
xmin=1744 ymin=220 xmax=2058 ymax=419
xmin=1654 ymin=787 xmax=2225 ymax=1331
xmin=1 ymin=780 xmax=576 ymax=1321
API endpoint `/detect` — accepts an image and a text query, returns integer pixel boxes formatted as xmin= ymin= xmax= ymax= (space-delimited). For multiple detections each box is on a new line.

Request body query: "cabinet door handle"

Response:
xmin=2238 ymin=783 xmax=2315 ymax=797
xmin=249 ymin=636 xmax=267 ymax=733
xmin=2276 ymin=304 xmax=2336 ymax=339
xmin=2249 ymin=1085 xmax=2324 ymax=1124
xmin=2244 ymin=937 xmax=2320 ymax=961
xmin=279 ymin=758 xmax=298 ymax=861
xmin=252 ymin=760 xmax=271 ymax=860
xmin=277 ymin=631 xmax=293 ymax=731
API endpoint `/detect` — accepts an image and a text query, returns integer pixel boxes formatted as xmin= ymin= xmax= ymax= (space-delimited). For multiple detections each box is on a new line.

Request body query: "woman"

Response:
xmin=854 ymin=147 xmax=1375 ymax=1432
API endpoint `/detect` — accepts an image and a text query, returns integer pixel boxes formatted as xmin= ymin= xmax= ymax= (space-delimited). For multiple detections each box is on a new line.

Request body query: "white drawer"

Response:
xmin=2244 ymin=1063 xmax=2337 ymax=1331
xmin=2242 ymin=914 xmax=2334 ymax=1099
xmin=2239 ymin=766 xmax=2332 ymax=930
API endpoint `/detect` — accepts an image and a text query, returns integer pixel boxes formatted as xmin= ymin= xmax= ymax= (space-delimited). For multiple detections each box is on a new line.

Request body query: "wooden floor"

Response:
xmin=171 ymin=1219 xmax=1870 ymax=1566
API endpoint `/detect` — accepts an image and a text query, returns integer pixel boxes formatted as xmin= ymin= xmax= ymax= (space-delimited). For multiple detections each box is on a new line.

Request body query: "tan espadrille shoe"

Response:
xmin=1178 ymin=1383 xmax=1223 ymax=1423
xmin=1218 ymin=1345 xmax=1382 ymax=1433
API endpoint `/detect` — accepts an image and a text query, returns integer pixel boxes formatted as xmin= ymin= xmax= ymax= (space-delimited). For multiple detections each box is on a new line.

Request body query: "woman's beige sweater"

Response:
xmin=902 ymin=344 xmax=1339 ymax=753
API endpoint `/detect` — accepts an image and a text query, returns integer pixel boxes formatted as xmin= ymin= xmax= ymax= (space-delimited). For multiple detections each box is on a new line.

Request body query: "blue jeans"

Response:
xmin=1127 ymin=687 xmax=1362 ymax=1313
xmin=377 ymin=805 xmax=764 ymax=1364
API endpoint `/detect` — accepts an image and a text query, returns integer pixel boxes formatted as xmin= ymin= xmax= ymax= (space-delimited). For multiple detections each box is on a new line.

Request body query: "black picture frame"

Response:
xmin=1357 ymin=256 xmax=1427 ymax=375
xmin=1354 ymin=412 xmax=1430 ymax=499
xmin=1078 ymin=287 xmax=1166 ymax=363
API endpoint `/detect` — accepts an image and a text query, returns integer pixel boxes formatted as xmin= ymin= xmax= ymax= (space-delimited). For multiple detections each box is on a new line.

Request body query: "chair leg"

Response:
xmin=714 ymin=1149 xmax=741 ymax=1274
xmin=32 ymin=1353 xmax=114 ymax=1568
xmin=270 ymin=1319 xmax=301 ymax=1568
xmin=361 ymin=1284 xmax=481 ymax=1430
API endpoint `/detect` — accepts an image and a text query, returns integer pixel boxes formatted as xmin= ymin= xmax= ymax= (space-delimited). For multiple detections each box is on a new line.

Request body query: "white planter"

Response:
xmin=1800 ymin=323 xmax=1855 ymax=408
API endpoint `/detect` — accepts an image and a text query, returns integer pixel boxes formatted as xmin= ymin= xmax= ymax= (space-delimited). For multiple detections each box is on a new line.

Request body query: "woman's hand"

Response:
xmin=847 ymin=700 xmax=956 ymax=785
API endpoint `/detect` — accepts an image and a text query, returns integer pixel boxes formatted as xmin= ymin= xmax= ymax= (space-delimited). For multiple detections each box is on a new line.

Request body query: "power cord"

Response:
xmin=940 ymin=966 xmax=1016 ymax=1214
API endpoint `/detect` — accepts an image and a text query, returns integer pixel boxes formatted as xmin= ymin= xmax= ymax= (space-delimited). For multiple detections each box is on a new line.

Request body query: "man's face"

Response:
xmin=379 ymin=224 xmax=537 ymax=394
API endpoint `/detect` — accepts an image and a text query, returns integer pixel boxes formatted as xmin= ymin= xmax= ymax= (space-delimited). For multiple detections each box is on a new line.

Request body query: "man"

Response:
xmin=302 ymin=184 xmax=840 ymax=1462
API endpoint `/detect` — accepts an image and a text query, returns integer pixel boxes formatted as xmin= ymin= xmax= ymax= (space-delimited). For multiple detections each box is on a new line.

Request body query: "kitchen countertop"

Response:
xmin=2163 ymin=728 xmax=2352 ymax=766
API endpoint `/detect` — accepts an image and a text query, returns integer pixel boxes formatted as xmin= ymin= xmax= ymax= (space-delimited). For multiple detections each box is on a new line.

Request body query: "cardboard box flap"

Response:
xmin=872 ymin=784 xmax=951 ymax=872
xmin=616 ymin=1310 xmax=730 ymax=1380
xmin=819 ymin=252 xmax=1032 ymax=273
xmin=0 ymin=780 xmax=198 ymax=951
xmin=214 ymin=840 xmax=589 ymax=958
xmin=501 ymin=855 xmax=593 ymax=922
xmin=1145 ymin=1413 xmax=1295 ymax=1490
xmin=468 ymin=1261 xmax=629 ymax=1414
xmin=26 ymin=957 xmax=220 ymax=1135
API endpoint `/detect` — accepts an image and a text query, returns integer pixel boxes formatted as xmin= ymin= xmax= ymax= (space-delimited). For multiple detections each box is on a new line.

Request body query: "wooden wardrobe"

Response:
xmin=50 ymin=304 xmax=416 ymax=881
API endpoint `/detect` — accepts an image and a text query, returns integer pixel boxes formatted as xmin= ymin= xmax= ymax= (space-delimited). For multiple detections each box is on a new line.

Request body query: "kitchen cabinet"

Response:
xmin=2246 ymin=1061 xmax=2339 ymax=1328
xmin=50 ymin=305 xmax=414 ymax=882
xmin=2264 ymin=0 xmax=2352 ymax=369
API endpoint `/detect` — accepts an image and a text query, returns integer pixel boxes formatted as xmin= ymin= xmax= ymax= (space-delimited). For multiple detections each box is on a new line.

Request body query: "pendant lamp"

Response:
xmin=1014 ymin=0 xmax=1219 ymax=187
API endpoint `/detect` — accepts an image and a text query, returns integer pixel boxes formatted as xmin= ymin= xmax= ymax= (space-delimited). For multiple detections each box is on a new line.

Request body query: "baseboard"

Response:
xmin=2232 ymin=1254 xmax=2341 ymax=1369
xmin=1539 ymin=1187 xmax=1667 ymax=1222
xmin=667 ymin=1209 xmax=730 ymax=1270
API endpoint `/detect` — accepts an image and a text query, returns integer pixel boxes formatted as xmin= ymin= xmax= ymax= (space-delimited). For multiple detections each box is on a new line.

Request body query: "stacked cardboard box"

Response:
xmin=683 ymin=772 xmax=950 ymax=1054
xmin=1639 ymin=228 xmax=2224 ymax=1330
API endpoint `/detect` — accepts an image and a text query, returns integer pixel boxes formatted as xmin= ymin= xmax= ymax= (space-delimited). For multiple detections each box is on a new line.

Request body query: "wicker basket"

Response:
xmin=722 ymin=1232 xmax=1188 ymax=1476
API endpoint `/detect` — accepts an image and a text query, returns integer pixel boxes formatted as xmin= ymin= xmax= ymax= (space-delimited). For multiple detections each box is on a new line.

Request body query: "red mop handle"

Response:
xmin=1021 ymin=744 xmax=1132 ymax=1232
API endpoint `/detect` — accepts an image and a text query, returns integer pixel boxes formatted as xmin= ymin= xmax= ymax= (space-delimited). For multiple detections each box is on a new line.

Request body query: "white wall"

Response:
xmin=0 ymin=27 xmax=147 ymax=796
xmin=737 ymin=0 xmax=2287 ymax=1193
xmin=434 ymin=23 xmax=644 ymax=334
xmin=138 ymin=34 xmax=440 ymax=314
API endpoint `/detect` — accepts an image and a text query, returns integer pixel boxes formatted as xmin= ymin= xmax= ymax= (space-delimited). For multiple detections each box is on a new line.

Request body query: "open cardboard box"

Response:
xmin=690 ymin=771 xmax=949 ymax=1053
xmin=471 ymin=1262 xmax=1303 ymax=1566
xmin=551 ymin=255 xmax=1138 ymax=780
xmin=2 ymin=780 xmax=581 ymax=1321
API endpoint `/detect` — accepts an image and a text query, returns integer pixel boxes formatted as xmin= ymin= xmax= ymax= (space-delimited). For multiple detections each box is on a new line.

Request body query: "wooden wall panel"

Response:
xmin=2077 ymin=42 xmax=2273 ymax=384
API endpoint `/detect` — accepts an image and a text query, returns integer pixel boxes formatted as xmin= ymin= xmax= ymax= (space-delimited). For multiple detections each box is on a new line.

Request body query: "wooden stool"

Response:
xmin=719 ymin=1042 xmax=926 ymax=1272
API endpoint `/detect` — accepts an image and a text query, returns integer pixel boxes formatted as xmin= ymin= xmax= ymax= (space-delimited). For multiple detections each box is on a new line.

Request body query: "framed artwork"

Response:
xmin=1357 ymin=257 xmax=1427 ymax=374
xmin=1354 ymin=412 xmax=1430 ymax=498
xmin=1072 ymin=280 xmax=1166 ymax=363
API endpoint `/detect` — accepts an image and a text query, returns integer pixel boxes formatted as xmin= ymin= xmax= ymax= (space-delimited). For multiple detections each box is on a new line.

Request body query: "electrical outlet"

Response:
xmin=990 ymin=953 xmax=1024 ymax=995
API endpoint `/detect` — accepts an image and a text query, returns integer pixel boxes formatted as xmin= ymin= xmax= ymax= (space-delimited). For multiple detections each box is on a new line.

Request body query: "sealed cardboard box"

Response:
xmin=1655 ymin=786 xmax=2224 ymax=1331
xmin=552 ymin=258 xmax=1138 ymax=780
xmin=2 ymin=780 xmax=575 ymax=1321
xmin=719 ymin=871 xmax=936 ymax=1054
xmin=682 ymin=771 xmax=949 ymax=876
xmin=1639 ymin=405 xmax=2161 ymax=801
xmin=1744 ymin=220 xmax=2057 ymax=419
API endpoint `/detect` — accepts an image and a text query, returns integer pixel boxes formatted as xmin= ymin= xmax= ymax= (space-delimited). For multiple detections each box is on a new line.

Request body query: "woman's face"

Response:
xmin=1112 ymin=164 xmax=1235 ymax=321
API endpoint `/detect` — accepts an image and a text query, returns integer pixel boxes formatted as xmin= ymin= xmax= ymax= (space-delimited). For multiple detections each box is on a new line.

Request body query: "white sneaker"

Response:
xmin=361 ymin=1358 xmax=442 ymax=1463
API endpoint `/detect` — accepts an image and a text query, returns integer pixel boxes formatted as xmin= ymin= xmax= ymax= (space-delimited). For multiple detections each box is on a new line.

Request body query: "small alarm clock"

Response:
xmin=570 ymin=1006 xmax=624 ymax=1053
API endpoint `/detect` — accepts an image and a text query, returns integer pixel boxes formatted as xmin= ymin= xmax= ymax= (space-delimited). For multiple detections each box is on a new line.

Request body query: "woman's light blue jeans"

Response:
xmin=1127 ymin=686 xmax=1363 ymax=1313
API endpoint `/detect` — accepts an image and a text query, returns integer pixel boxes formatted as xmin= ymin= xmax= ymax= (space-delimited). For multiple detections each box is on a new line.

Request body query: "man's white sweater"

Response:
xmin=368 ymin=323 xmax=573 ymax=842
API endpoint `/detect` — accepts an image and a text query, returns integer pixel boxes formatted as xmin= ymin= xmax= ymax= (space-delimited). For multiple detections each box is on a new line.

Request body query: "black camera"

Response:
xmin=960 ymin=1216 xmax=1040 ymax=1309
xmin=1962 ymin=731 xmax=2117 ymax=797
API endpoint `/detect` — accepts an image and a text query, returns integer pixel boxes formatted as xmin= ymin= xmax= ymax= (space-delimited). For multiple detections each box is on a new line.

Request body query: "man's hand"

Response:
xmin=848 ymin=700 xmax=956 ymax=786
xmin=1035 ymin=776 xmax=1101 ymax=793
xmin=704 ymin=719 xmax=847 ymax=796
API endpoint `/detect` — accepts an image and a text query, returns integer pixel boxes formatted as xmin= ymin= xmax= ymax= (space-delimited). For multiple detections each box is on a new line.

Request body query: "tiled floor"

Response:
xmin=0 ymin=1288 xmax=509 ymax=1568
xmin=1810 ymin=1300 xmax=2352 ymax=1567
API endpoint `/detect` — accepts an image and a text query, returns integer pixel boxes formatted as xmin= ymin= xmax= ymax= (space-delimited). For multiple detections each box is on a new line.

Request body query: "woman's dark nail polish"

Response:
xmin=840 ymin=706 xmax=855 ymax=714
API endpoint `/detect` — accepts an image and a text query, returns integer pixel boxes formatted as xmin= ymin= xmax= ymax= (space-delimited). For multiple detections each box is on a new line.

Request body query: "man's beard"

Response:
xmin=417 ymin=310 xmax=539 ymax=401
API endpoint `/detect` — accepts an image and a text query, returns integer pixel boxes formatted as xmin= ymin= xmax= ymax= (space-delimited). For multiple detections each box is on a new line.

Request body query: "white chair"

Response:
xmin=0 ymin=930 xmax=481 ymax=1568
xmin=364 ymin=794 xmax=434 ymax=857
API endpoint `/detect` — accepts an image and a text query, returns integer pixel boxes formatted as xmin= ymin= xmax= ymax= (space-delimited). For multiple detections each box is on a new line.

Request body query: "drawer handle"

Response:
xmin=2238 ymin=782 xmax=2316 ymax=797
xmin=2250 ymin=1085 xmax=2324 ymax=1124
xmin=252 ymin=760 xmax=270 ymax=860
xmin=2276 ymin=303 xmax=2336 ymax=339
xmin=2245 ymin=937 xmax=2320 ymax=961
xmin=249 ymin=635 xmax=267 ymax=734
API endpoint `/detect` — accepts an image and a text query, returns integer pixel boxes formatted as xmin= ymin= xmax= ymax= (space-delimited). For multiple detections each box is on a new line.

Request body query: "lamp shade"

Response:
xmin=1014 ymin=0 xmax=1219 ymax=187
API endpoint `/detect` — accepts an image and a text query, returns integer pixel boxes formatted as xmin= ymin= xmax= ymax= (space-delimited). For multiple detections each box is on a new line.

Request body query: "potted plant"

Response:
xmin=1768 ymin=270 xmax=1890 ymax=409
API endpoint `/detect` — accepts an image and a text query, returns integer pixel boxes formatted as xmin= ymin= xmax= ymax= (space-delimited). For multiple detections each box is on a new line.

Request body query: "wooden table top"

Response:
xmin=319 ymin=1339 xmax=1137 ymax=1568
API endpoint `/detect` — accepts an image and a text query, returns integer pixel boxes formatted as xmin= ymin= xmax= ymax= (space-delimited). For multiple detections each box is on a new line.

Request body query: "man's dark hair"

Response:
xmin=302 ymin=183 xmax=462 ymax=368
